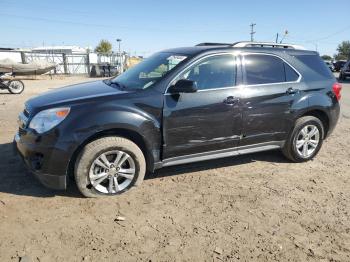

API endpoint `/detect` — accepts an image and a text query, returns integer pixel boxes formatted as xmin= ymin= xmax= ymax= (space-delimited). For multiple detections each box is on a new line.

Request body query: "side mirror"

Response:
xmin=169 ymin=79 xmax=197 ymax=94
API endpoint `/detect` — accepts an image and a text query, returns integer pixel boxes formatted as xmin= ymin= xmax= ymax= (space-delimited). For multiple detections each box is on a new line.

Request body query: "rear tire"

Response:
xmin=74 ymin=136 xmax=146 ymax=198
xmin=282 ymin=116 xmax=324 ymax=162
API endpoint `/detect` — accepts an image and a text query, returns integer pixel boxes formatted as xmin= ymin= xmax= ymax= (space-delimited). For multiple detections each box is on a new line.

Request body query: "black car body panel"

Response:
xmin=238 ymin=82 xmax=307 ymax=146
xmin=14 ymin=44 xmax=341 ymax=190
xmin=163 ymin=88 xmax=242 ymax=158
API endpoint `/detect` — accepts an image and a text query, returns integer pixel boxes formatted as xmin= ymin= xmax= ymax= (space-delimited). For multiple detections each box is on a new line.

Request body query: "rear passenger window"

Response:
xmin=284 ymin=63 xmax=299 ymax=82
xmin=243 ymin=54 xmax=300 ymax=85
xmin=243 ymin=55 xmax=286 ymax=85
xmin=295 ymin=54 xmax=333 ymax=78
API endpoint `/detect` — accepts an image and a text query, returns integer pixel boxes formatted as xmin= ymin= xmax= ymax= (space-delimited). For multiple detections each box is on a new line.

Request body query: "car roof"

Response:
xmin=161 ymin=44 xmax=317 ymax=57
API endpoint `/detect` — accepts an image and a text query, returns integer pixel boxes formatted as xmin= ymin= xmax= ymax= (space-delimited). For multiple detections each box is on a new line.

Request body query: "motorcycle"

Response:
xmin=0 ymin=73 xmax=25 ymax=94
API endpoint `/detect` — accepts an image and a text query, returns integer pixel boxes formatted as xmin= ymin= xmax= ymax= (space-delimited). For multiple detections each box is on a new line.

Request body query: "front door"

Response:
xmin=162 ymin=54 xmax=242 ymax=159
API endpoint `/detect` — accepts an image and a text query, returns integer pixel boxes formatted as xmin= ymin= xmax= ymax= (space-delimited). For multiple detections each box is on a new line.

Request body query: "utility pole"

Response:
xmin=116 ymin=38 xmax=122 ymax=73
xmin=250 ymin=23 xmax=256 ymax=42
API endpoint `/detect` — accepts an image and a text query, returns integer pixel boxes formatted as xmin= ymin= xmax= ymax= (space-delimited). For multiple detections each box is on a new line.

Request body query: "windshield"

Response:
xmin=112 ymin=52 xmax=188 ymax=90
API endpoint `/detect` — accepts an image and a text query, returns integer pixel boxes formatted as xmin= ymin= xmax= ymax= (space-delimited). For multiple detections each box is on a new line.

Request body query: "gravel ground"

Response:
xmin=0 ymin=75 xmax=349 ymax=262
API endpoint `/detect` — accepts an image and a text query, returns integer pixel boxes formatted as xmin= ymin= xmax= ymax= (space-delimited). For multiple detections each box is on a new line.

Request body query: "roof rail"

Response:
xmin=196 ymin=42 xmax=232 ymax=46
xmin=232 ymin=41 xmax=306 ymax=50
xmin=195 ymin=41 xmax=306 ymax=50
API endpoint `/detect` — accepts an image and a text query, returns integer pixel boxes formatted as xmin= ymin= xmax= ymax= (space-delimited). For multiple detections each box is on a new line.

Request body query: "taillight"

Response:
xmin=332 ymin=82 xmax=342 ymax=100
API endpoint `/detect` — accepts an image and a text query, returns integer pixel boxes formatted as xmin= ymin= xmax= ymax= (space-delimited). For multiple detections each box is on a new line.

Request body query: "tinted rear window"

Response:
xmin=295 ymin=54 xmax=333 ymax=78
xmin=284 ymin=63 xmax=299 ymax=82
xmin=243 ymin=54 xmax=299 ymax=85
xmin=244 ymin=54 xmax=285 ymax=85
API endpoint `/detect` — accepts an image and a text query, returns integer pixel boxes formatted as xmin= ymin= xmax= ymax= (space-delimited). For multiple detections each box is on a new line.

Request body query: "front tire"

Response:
xmin=282 ymin=116 xmax=324 ymax=162
xmin=7 ymin=80 xmax=24 ymax=94
xmin=74 ymin=136 xmax=146 ymax=198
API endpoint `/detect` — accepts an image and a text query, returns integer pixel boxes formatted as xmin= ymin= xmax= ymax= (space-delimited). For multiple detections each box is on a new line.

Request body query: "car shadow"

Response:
xmin=0 ymin=91 xmax=13 ymax=95
xmin=0 ymin=142 xmax=83 ymax=198
xmin=0 ymin=141 xmax=289 ymax=198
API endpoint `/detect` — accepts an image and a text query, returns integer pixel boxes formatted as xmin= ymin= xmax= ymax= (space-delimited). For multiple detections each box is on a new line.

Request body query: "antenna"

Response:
xmin=279 ymin=30 xmax=289 ymax=44
xmin=250 ymin=23 xmax=256 ymax=42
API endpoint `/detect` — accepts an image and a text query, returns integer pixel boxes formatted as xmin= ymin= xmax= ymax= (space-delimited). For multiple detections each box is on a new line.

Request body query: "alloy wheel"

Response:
xmin=89 ymin=150 xmax=136 ymax=194
xmin=295 ymin=125 xmax=320 ymax=158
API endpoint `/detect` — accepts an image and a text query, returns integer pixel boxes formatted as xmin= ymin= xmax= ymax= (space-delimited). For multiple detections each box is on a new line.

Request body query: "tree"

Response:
xmin=335 ymin=41 xmax=350 ymax=60
xmin=94 ymin=40 xmax=112 ymax=54
xmin=334 ymin=54 xmax=343 ymax=60
xmin=321 ymin=55 xmax=332 ymax=61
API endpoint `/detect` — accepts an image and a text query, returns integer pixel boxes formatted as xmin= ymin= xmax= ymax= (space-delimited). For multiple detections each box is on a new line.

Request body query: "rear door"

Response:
xmin=239 ymin=53 xmax=302 ymax=146
xmin=162 ymin=54 xmax=242 ymax=159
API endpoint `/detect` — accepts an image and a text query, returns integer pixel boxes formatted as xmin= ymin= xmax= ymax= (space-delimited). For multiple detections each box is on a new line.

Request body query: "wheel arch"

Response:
xmin=299 ymin=109 xmax=330 ymax=138
xmin=67 ymin=128 xmax=155 ymax=180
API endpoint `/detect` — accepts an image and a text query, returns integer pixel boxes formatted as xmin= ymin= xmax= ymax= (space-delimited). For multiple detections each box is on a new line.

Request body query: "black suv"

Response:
xmin=334 ymin=60 xmax=347 ymax=72
xmin=14 ymin=42 xmax=341 ymax=197
xmin=339 ymin=60 xmax=350 ymax=80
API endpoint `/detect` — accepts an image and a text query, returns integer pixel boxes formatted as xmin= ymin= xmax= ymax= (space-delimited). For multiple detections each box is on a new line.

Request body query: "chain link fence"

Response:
xmin=0 ymin=50 xmax=127 ymax=75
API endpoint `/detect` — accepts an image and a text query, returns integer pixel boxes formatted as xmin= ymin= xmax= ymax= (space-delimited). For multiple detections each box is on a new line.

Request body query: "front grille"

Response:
xmin=18 ymin=127 xmax=26 ymax=136
xmin=18 ymin=111 xmax=28 ymax=129
xmin=18 ymin=104 xmax=32 ymax=134
xmin=23 ymin=103 xmax=32 ymax=117
xmin=23 ymin=108 xmax=30 ymax=117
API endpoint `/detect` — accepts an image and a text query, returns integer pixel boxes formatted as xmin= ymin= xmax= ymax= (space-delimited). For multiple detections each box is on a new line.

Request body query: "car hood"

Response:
xmin=26 ymin=80 xmax=128 ymax=110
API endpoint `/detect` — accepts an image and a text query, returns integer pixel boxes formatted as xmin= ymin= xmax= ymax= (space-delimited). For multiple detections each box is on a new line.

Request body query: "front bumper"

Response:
xmin=14 ymin=133 xmax=67 ymax=190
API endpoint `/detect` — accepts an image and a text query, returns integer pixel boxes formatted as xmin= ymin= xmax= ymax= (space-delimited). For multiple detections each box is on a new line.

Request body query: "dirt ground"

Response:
xmin=0 ymin=75 xmax=349 ymax=262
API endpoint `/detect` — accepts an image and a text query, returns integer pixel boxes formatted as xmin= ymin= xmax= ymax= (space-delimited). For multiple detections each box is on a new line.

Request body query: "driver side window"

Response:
xmin=178 ymin=54 xmax=236 ymax=90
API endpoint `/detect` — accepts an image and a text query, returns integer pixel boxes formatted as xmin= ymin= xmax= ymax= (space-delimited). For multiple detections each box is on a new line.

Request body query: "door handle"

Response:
xmin=286 ymin=87 xmax=299 ymax=95
xmin=224 ymin=96 xmax=239 ymax=105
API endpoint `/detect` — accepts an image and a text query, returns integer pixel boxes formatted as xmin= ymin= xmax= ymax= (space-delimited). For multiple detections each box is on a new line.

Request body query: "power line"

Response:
xmin=308 ymin=25 xmax=350 ymax=42
xmin=0 ymin=0 xmax=95 ymax=16
xmin=0 ymin=12 xmax=246 ymax=34
xmin=250 ymin=23 xmax=256 ymax=42
xmin=287 ymin=25 xmax=350 ymax=45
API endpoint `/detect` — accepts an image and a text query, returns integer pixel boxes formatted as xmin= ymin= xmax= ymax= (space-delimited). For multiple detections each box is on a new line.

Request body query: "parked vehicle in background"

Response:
xmin=339 ymin=60 xmax=350 ymax=80
xmin=14 ymin=41 xmax=342 ymax=197
xmin=324 ymin=61 xmax=335 ymax=72
xmin=333 ymin=60 xmax=347 ymax=72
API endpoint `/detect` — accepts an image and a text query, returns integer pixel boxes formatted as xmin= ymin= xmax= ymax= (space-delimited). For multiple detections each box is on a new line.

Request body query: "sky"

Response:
xmin=1 ymin=0 xmax=349 ymax=56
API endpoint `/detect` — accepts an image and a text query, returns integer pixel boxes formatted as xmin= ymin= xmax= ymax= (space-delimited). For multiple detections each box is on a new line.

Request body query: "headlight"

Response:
xmin=29 ymin=107 xmax=70 ymax=134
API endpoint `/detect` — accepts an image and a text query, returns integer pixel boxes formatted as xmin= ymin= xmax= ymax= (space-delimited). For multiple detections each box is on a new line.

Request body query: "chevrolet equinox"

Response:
xmin=14 ymin=42 xmax=342 ymax=197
